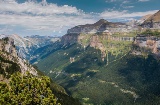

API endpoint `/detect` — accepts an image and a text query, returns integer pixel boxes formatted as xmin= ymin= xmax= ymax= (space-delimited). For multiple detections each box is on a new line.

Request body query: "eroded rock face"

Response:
xmin=61 ymin=33 xmax=79 ymax=45
xmin=0 ymin=37 xmax=37 ymax=76
xmin=67 ymin=19 xmax=108 ymax=34
xmin=0 ymin=37 xmax=17 ymax=57
xmin=60 ymin=19 xmax=138 ymax=61
xmin=134 ymin=36 xmax=160 ymax=56
xmin=67 ymin=19 xmax=127 ymax=34
xmin=90 ymin=35 xmax=105 ymax=50
xmin=141 ymin=10 xmax=160 ymax=29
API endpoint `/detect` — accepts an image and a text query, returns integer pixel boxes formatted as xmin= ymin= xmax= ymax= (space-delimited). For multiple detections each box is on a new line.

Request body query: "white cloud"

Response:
xmin=100 ymin=10 xmax=158 ymax=20
xmin=106 ymin=0 xmax=118 ymax=3
xmin=0 ymin=0 xmax=95 ymax=36
xmin=123 ymin=6 xmax=134 ymax=9
xmin=138 ymin=0 xmax=150 ymax=2
xmin=0 ymin=1 xmax=80 ymax=15
xmin=0 ymin=0 xmax=157 ymax=36
xmin=122 ymin=1 xmax=130 ymax=4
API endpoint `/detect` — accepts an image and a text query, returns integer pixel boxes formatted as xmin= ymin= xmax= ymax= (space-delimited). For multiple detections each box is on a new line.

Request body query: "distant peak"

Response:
xmin=94 ymin=19 xmax=108 ymax=25
xmin=98 ymin=19 xmax=108 ymax=22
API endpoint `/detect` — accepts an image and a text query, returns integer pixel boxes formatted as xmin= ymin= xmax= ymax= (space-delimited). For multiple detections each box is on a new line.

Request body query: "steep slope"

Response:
xmin=0 ymin=37 xmax=81 ymax=105
xmin=141 ymin=10 xmax=160 ymax=28
xmin=0 ymin=37 xmax=37 ymax=77
xmin=139 ymin=14 xmax=153 ymax=23
xmin=67 ymin=19 xmax=126 ymax=34
xmin=145 ymin=10 xmax=160 ymax=23
xmin=36 ymin=43 xmax=160 ymax=105
xmin=35 ymin=19 xmax=160 ymax=104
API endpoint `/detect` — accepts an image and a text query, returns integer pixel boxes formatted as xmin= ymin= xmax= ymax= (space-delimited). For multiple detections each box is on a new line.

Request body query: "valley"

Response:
xmin=33 ymin=11 xmax=160 ymax=104
xmin=1 ymin=6 xmax=160 ymax=105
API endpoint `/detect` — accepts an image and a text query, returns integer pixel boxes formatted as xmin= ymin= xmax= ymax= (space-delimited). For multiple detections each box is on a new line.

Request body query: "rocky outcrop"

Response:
xmin=61 ymin=33 xmax=79 ymax=45
xmin=90 ymin=35 xmax=105 ymax=50
xmin=0 ymin=34 xmax=60 ymax=60
xmin=0 ymin=37 xmax=37 ymax=76
xmin=60 ymin=19 xmax=137 ymax=61
xmin=141 ymin=10 xmax=160 ymax=29
xmin=133 ymin=36 xmax=160 ymax=56
xmin=0 ymin=37 xmax=17 ymax=57
xmin=67 ymin=19 xmax=126 ymax=34
xmin=62 ymin=26 xmax=135 ymax=61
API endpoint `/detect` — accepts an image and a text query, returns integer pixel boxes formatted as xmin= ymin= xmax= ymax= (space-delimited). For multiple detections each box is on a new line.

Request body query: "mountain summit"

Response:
xmin=141 ymin=10 xmax=160 ymax=28
xmin=93 ymin=19 xmax=108 ymax=26
xmin=144 ymin=10 xmax=160 ymax=23
xmin=67 ymin=19 xmax=124 ymax=34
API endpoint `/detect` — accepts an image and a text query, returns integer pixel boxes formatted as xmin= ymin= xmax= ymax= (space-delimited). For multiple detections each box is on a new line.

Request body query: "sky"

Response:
xmin=0 ymin=0 xmax=159 ymax=36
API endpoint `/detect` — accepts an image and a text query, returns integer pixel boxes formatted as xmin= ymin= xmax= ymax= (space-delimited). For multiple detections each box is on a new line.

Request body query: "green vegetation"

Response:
xmin=141 ymin=29 xmax=160 ymax=36
xmin=0 ymin=43 xmax=81 ymax=105
xmin=112 ymin=31 xmax=138 ymax=37
xmin=0 ymin=72 xmax=60 ymax=105
xmin=0 ymin=54 xmax=20 ymax=78
xmin=37 ymin=41 xmax=160 ymax=105
xmin=79 ymin=33 xmax=93 ymax=46
xmin=99 ymin=36 xmax=132 ymax=57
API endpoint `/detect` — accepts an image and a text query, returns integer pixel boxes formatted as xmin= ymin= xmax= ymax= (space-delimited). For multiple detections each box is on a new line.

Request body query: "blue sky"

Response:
xmin=0 ymin=0 xmax=159 ymax=36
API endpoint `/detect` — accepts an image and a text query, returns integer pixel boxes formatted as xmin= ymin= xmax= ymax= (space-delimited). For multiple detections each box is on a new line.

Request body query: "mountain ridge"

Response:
xmin=35 ymin=18 xmax=160 ymax=104
xmin=0 ymin=37 xmax=81 ymax=105
xmin=141 ymin=10 xmax=160 ymax=28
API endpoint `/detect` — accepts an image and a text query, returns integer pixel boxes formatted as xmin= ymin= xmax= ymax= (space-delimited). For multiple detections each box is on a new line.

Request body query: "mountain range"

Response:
xmin=1 ymin=10 xmax=160 ymax=105
xmin=32 ymin=10 xmax=160 ymax=104
xmin=0 ymin=34 xmax=60 ymax=62
xmin=0 ymin=37 xmax=81 ymax=105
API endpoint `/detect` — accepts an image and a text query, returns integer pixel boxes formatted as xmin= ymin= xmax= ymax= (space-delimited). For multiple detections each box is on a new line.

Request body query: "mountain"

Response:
xmin=67 ymin=19 xmax=126 ymax=34
xmin=0 ymin=37 xmax=37 ymax=76
xmin=141 ymin=10 xmax=160 ymax=28
xmin=0 ymin=34 xmax=60 ymax=62
xmin=0 ymin=37 xmax=81 ymax=105
xmin=34 ymin=19 xmax=160 ymax=104
xmin=139 ymin=14 xmax=153 ymax=23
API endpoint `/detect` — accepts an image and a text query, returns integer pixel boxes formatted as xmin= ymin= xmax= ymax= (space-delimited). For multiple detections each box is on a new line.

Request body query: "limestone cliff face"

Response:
xmin=133 ymin=36 xmax=160 ymax=56
xmin=90 ymin=35 xmax=104 ymax=50
xmin=0 ymin=37 xmax=37 ymax=76
xmin=0 ymin=37 xmax=17 ymax=57
xmin=67 ymin=19 xmax=108 ymax=34
xmin=67 ymin=19 xmax=126 ymax=34
xmin=60 ymin=19 xmax=136 ymax=61
xmin=61 ymin=33 xmax=79 ymax=45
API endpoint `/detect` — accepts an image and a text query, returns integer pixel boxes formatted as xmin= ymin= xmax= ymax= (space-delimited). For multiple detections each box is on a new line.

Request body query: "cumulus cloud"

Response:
xmin=0 ymin=1 xmax=81 ymax=15
xmin=0 ymin=0 xmax=95 ymax=36
xmin=0 ymin=0 xmax=157 ymax=36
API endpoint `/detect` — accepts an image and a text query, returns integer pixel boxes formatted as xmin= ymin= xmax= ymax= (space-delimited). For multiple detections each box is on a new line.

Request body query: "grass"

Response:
xmin=36 ymin=34 xmax=160 ymax=105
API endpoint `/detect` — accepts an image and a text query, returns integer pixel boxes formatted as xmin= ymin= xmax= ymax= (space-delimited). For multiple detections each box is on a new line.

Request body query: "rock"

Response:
xmin=0 ymin=37 xmax=37 ymax=75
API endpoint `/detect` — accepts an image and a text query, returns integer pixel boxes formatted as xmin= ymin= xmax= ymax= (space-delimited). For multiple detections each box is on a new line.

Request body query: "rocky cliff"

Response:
xmin=67 ymin=19 xmax=126 ymax=34
xmin=0 ymin=37 xmax=82 ymax=105
xmin=0 ymin=37 xmax=37 ymax=79
xmin=61 ymin=19 xmax=135 ymax=61
xmin=133 ymin=35 xmax=160 ymax=57
xmin=141 ymin=10 xmax=160 ymax=29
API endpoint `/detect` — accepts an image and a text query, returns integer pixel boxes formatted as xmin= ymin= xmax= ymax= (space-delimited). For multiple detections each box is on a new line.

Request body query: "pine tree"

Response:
xmin=0 ymin=72 xmax=60 ymax=105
